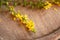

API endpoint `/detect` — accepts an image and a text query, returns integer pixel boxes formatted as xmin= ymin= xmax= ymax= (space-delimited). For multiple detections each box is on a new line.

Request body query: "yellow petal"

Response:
xmin=44 ymin=2 xmax=52 ymax=10
xmin=12 ymin=12 xmax=14 ymax=15
xmin=13 ymin=17 xmax=16 ymax=21
xmin=9 ymin=6 xmax=14 ymax=11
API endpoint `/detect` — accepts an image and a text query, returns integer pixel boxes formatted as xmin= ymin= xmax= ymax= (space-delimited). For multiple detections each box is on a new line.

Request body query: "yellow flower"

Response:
xmin=29 ymin=27 xmax=36 ymax=32
xmin=9 ymin=6 xmax=14 ymax=11
xmin=13 ymin=17 xmax=16 ymax=21
xmin=22 ymin=15 xmax=28 ymax=20
xmin=29 ymin=26 xmax=34 ymax=30
xmin=55 ymin=2 xmax=60 ymax=6
xmin=44 ymin=1 xmax=52 ymax=9
xmin=21 ymin=15 xmax=29 ymax=23
xmin=6 ymin=2 xmax=9 ymax=5
xmin=10 ymin=9 xmax=36 ymax=32
xmin=15 ymin=13 xmax=23 ymax=20
xmin=26 ymin=20 xmax=34 ymax=27
xmin=15 ymin=13 xmax=20 ymax=17
xmin=52 ymin=0 xmax=60 ymax=6
xmin=15 ymin=11 xmax=21 ymax=18
xmin=56 ymin=2 xmax=60 ymax=4
xmin=26 ymin=20 xmax=35 ymax=32
xmin=12 ymin=12 xmax=15 ymax=15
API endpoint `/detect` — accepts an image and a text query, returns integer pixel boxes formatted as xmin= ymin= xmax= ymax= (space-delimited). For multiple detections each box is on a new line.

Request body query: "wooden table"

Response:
xmin=0 ymin=5 xmax=60 ymax=40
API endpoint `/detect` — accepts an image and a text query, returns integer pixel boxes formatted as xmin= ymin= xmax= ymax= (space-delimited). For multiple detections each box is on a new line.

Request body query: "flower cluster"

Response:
xmin=22 ymin=0 xmax=52 ymax=9
xmin=52 ymin=0 xmax=60 ymax=6
xmin=1 ymin=0 xmax=60 ymax=9
xmin=0 ymin=0 xmax=52 ymax=9
xmin=44 ymin=1 xmax=52 ymax=9
xmin=9 ymin=6 xmax=36 ymax=32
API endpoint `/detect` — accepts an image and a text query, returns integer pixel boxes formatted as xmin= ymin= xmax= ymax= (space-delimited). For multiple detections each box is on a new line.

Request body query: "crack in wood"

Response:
xmin=33 ymin=26 xmax=60 ymax=40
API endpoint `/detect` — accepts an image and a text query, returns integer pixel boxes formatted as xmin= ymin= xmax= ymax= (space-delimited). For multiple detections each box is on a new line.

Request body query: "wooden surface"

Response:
xmin=0 ymin=5 xmax=60 ymax=40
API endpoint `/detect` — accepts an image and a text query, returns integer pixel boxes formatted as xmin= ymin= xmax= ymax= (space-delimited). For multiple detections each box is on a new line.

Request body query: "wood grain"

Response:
xmin=0 ymin=5 xmax=60 ymax=40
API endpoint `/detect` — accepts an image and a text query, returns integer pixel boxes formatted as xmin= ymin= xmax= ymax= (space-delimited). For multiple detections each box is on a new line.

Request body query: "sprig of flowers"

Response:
xmin=0 ymin=0 xmax=36 ymax=33
xmin=52 ymin=0 xmax=60 ymax=6
xmin=44 ymin=1 xmax=52 ymax=9
xmin=22 ymin=0 xmax=52 ymax=9
xmin=9 ymin=6 xmax=36 ymax=32
xmin=1 ymin=0 xmax=60 ymax=10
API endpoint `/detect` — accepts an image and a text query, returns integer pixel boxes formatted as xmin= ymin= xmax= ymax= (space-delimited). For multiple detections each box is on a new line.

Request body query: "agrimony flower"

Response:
xmin=44 ymin=1 xmax=52 ymax=9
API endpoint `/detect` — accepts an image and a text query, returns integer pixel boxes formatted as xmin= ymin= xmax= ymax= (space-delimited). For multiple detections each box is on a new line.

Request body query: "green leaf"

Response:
xmin=32 ymin=29 xmax=36 ymax=33
xmin=23 ymin=0 xmax=28 ymax=7
xmin=37 ymin=0 xmax=45 ymax=8
xmin=13 ymin=2 xmax=17 ymax=7
xmin=0 ymin=0 xmax=2 ymax=7
xmin=29 ymin=1 xmax=35 ymax=8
